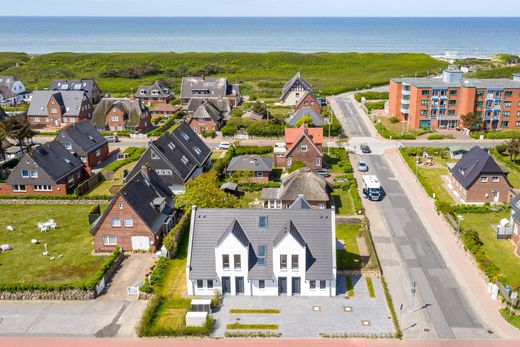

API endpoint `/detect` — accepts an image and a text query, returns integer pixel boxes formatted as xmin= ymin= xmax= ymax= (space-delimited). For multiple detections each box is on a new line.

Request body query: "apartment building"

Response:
xmin=389 ymin=67 xmax=520 ymax=130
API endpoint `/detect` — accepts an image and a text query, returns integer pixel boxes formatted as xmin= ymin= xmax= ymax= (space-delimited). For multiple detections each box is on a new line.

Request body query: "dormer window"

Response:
xmin=140 ymin=90 xmax=146 ymax=95
xmin=168 ymin=142 xmax=176 ymax=151
xmin=481 ymin=176 xmax=488 ymax=183
xmin=193 ymin=146 xmax=202 ymax=155
xmin=151 ymin=151 xmax=159 ymax=160
xmin=459 ymin=168 xmax=465 ymax=175
xmin=181 ymin=132 xmax=190 ymax=141
xmin=259 ymin=216 xmax=268 ymax=228
xmin=64 ymin=142 xmax=72 ymax=150
xmin=181 ymin=155 xmax=189 ymax=165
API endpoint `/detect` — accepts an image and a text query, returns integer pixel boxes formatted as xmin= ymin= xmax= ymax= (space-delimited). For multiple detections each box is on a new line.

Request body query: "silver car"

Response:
xmin=358 ymin=159 xmax=368 ymax=172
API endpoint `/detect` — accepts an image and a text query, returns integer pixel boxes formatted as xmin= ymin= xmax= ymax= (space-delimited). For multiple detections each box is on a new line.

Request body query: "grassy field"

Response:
xmin=0 ymin=52 xmax=446 ymax=97
xmin=0 ymin=204 xmax=106 ymax=285
xmin=468 ymin=65 xmax=520 ymax=79
xmin=336 ymin=224 xmax=362 ymax=270
xmin=500 ymin=308 xmax=520 ymax=330
xmin=332 ymin=189 xmax=355 ymax=215
xmin=87 ymin=162 xmax=137 ymax=196
xmin=489 ymin=150 xmax=520 ymax=188
xmin=460 ymin=212 xmax=520 ymax=288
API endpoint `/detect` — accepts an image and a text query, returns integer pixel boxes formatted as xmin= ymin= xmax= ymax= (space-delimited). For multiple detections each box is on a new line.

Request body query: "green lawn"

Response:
xmin=490 ymin=152 xmax=520 ymax=188
xmin=500 ymin=308 xmax=520 ymax=330
xmin=336 ymin=224 xmax=362 ymax=270
xmin=460 ymin=212 xmax=520 ymax=288
xmin=0 ymin=204 xmax=107 ymax=285
xmin=237 ymin=191 xmax=262 ymax=208
xmin=418 ymin=166 xmax=455 ymax=205
xmin=332 ymin=189 xmax=355 ymax=216
xmin=1 ymin=52 xmax=446 ymax=98
xmin=87 ymin=162 xmax=137 ymax=196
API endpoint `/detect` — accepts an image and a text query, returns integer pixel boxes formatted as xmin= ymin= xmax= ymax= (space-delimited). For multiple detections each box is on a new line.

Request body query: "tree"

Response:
xmin=175 ymin=171 xmax=238 ymax=212
xmin=295 ymin=116 xmax=314 ymax=128
xmin=288 ymin=160 xmax=306 ymax=173
xmin=460 ymin=112 xmax=481 ymax=131
xmin=251 ymin=101 xmax=268 ymax=117
xmin=505 ymin=138 xmax=520 ymax=162
xmin=0 ymin=120 xmax=7 ymax=161
xmin=2 ymin=113 xmax=35 ymax=150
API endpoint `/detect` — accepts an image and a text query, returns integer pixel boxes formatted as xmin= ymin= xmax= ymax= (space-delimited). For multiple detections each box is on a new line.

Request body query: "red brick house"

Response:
xmin=27 ymin=91 xmax=93 ymax=128
xmin=187 ymin=101 xmax=223 ymax=134
xmin=90 ymin=166 xmax=177 ymax=253
xmin=150 ymin=103 xmax=181 ymax=118
xmin=0 ymin=142 xmax=84 ymax=195
xmin=449 ymin=146 xmax=512 ymax=203
xmin=275 ymin=125 xmax=323 ymax=169
xmin=92 ymin=98 xmax=151 ymax=133
xmin=55 ymin=121 xmax=110 ymax=176
xmin=135 ymin=80 xmax=173 ymax=106
xmin=226 ymin=155 xmax=273 ymax=183
xmin=294 ymin=91 xmax=321 ymax=114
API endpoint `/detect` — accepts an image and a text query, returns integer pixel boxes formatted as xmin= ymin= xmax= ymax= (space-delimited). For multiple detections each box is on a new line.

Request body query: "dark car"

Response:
xmin=361 ymin=144 xmax=371 ymax=153
xmin=315 ymin=168 xmax=331 ymax=177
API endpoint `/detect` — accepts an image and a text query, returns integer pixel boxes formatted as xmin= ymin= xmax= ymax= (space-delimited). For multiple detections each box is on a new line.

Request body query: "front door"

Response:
xmin=291 ymin=277 xmax=301 ymax=295
xmin=493 ymin=190 xmax=500 ymax=202
xmin=278 ymin=277 xmax=287 ymax=295
xmin=235 ymin=277 xmax=244 ymax=295
xmin=222 ymin=277 xmax=231 ymax=294
xmin=53 ymin=118 xmax=59 ymax=127
xmin=130 ymin=236 xmax=150 ymax=251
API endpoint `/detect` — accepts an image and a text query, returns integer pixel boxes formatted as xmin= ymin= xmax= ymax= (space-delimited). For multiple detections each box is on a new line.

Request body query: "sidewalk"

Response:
xmin=384 ymin=148 xmax=520 ymax=339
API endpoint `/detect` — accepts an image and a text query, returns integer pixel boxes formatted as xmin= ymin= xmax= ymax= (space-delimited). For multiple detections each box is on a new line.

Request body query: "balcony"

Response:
xmin=401 ymin=84 xmax=411 ymax=95
xmin=486 ymin=94 xmax=494 ymax=100
xmin=400 ymin=98 xmax=410 ymax=105
xmin=400 ymin=105 xmax=410 ymax=113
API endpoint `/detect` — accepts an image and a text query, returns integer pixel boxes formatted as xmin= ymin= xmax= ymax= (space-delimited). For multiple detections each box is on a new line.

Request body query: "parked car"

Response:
xmin=315 ymin=168 xmax=330 ymax=177
xmin=361 ymin=144 xmax=371 ymax=153
xmin=218 ymin=142 xmax=232 ymax=150
xmin=358 ymin=159 xmax=368 ymax=172
xmin=105 ymin=135 xmax=119 ymax=143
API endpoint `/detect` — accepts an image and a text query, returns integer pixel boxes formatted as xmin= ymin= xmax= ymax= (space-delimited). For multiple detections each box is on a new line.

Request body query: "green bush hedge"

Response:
xmin=234 ymin=146 xmax=273 ymax=156
xmin=238 ymin=181 xmax=281 ymax=192
xmin=103 ymin=147 xmax=145 ymax=173
xmin=354 ymin=91 xmax=389 ymax=102
xmin=162 ymin=212 xmax=191 ymax=259
xmin=147 ymin=116 xmax=179 ymax=137
xmin=99 ymin=130 xmax=135 ymax=137
xmin=365 ymin=101 xmax=386 ymax=112
xmin=0 ymin=246 xmax=121 ymax=292
xmin=427 ymin=134 xmax=447 ymax=140
xmin=140 ymin=257 xmax=170 ymax=294
xmin=471 ymin=130 xmax=520 ymax=139
xmin=0 ymin=194 xmax=111 ymax=200
xmin=288 ymin=160 xmax=306 ymax=173
xmin=452 ymin=203 xmax=509 ymax=214
xmin=326 ymin=148 xmax=353 ymax=173
xmin=221 ymin=123 xmax=238 ymax=136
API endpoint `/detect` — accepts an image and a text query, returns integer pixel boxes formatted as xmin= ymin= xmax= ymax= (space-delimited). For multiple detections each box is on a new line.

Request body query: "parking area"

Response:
xmin=211 ymin=275 xmax=394 ymax=338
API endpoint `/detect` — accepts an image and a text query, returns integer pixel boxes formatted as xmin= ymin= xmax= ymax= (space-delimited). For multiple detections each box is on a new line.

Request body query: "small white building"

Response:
xmin=0 ymin=76 xmax=27 ymax=106
xmin=186 ymin=204 xmax=336 ymax=297
xmin=279 ymin=72 xmax=313 ymax=106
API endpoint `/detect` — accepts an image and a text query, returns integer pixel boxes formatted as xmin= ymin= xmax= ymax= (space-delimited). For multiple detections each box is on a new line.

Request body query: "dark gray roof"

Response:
xmin=50 ymin=80 xmax=100 ymax=102
xmin=274 ymin=220 xmax=306 ymax=247
xmin=189 ymin=208 xmax=334 ymax=281
xmin=0 ymin=86 xmax=17 ymax=100
xmin=510 ymin=194 xmax=520 ymax=225
xmin=55 ymin=121 xmax=107 ymax=156
xmin=28 ymin=91 xmax=87 ymax=117
xmin=217 ymin=219 xmax=250 ymax=247
xmin=91 ymin=167 xmax=173 ymax=236
xmin=92 ymin=98 xmax=148 ymax=128
xmin=0 ymin=76 xmax=19 ymax=90
xmin=227 ymin=155 xmax=273 ymax=173
xmin=191 ymin=101 xmax=223 ymax=124
xmin=280 ymin=72 xmax=313 ymax=101
xmin=280 ymin=168 xmax=330 ymax=202
xmin=187 ymin=97 xmax=232 ymax=115
xmin=287 ymin=107 xmax=326 ymax=127
xmin=7 ymin=142 xmax=83 ymax=186
xmin=449 ymin=146 xmax=508 ymax=189
xmin=181 ymin=77 xmax=229 ymax=100
xmin=289 ymin=196 xmax=312 ymax=209
xmin=170 ymin=123 xmax=212 ymax=167
xmin=135 ymin=80 xmax=171 ymax=99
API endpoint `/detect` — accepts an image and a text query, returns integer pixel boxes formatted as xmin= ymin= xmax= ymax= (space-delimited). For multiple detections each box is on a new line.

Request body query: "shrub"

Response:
xmin=427 ymin=134 xmax=446 ymax=140
xmin=238 ymin=181 xmax=281 ymax=192
xmin=246 ymin=122 xmax=285 ymax=137
xmin=201 ymin=130 xmax=216 ymax=138
xmin=365 ymin=101 xmax=386 ymax=112
xmin=288 ymin=160 xmax=306 ymax=173
xmin=151 ymin=116 xmax=166 ymax=125
xmin=354 ymin=91 xmax=389 ymax=102
xmin=103 ymin=147 xmax=145 ymax=173
xmin=389 ymin=116 xmax=399 ymax=124
xmin=234 ymin=146 xmax=273 ymax=156
xmin=147 ymin=116 xmax=178 ymax=137
xmin=221 ymin=123 xmax=238 ymax=136
xmin=162 ymin=212 xmax=191 ymax=258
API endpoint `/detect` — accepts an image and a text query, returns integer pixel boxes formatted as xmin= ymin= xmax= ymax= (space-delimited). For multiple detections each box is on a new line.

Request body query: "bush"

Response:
xmin=221 ymin=123 xmax=238 ymax=136
xmin=103 ymin=147 xmax=145 ymax=173
xmin=162 ymin=212 xmax=191 ymax=259
xmin=238 ymin=181 xmax=281 ymax=192
xmin=201 ymin=130 xmax=216 ymax=138
xmin=0 ymin=194 xmax=111 ymax=201
xmin=389 ymin=116 xmax=399 ymax=124
xmin=427 ymin=134 xmax=446 ymax=140
xmin=140 ymin=257 xmax=170 ymax=294
xmin=354 ymin=91 xmax=389 ymax=102
xmin=246 ymin=122 xmax=285 ymax=137
xmin=151 ymin=116 xmax=166 ymax=125
xmin=288 ymin=160 xmax=306 ymax=173
xmin=365 ymin=101 xmax=386 ymax=112
xmin=452 ymin=203 xmax=509 ymax=214
xmin=234 ymin=146 xmax=273 ymax=156
xmin=147 ymin=116 xmax=178 ymax=137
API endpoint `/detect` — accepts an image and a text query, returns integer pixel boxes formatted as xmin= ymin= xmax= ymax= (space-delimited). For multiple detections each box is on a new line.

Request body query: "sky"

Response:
xmin=2 ymin=0 xmax=520 ymax=17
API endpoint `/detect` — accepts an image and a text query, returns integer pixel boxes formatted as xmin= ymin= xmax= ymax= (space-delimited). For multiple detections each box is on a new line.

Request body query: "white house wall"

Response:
xmin=215 ymin=232 xmax=251 ymax=295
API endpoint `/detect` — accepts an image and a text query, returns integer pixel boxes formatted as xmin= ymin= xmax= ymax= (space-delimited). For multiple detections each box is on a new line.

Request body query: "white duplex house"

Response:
xmin=0 ymin=76 xmax=27 ymax=106
xmin=186 ymin=200 xmax=336 ymax=297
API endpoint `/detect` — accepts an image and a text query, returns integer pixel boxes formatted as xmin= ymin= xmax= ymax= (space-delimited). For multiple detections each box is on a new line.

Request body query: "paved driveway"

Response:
xmin=212 ymin=275 xmax=394 ymax=338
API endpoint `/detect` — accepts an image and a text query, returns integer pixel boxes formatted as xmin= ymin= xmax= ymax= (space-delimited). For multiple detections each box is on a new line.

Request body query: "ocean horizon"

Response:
xmin=1 ymin=16 xmax=520 ymax=55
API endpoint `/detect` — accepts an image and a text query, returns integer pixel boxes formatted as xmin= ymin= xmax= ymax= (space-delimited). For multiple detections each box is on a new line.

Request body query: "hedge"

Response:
xmin=162 ymin=212 xmax=191 ymax=259
xmin=326 ymin=147 xmax=353 ymax=173
xmin=354 ymin=91 xmax=389 ymax=102
xmin=147 ymin=116 xmax=178 ymax=137
xmin=99 ymin=130 xmax=134 ymax=137
xmin=288 ymin=160 xmax=306 ymax=173
xmin=427 ymin=134 xmax=447 ymax=140
xmin=0 ymin=246 xmax=121 ymax=292
xmin=0 ymin=194 xmax=111 ymax=200
xmin=103 ymin=147 xmax=145 ymax=173
xmin=238 ymin=181 xmax=281 ymax=192
xmin=140 ymin=257 xmax=170 ymax=294
xmin=365 ymin=101 xmax=386 ymax=112
xmin=471 ymin=130 xmax=520 ymax=139
xmin=234 ymin=146 xmax=273 ymax=156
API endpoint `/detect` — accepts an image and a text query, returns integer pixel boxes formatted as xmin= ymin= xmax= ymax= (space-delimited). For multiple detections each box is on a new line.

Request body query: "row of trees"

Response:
xmin=0 ymin=113 xmax=36 ymax=161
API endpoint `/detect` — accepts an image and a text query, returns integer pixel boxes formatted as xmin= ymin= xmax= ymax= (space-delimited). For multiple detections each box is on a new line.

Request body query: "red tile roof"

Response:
xmin=285 ymin=125 xmax=323 ymax=150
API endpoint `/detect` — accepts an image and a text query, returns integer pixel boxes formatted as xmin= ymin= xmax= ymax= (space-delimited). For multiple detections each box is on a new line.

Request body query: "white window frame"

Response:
xmin=492 ymin=176 xmax=500 ymax=183
xmin=111 ymin=115 xmax=119 ymax=121
xmin=259 ymin=280 xmax=265 ymax=290
xmin=481 ymin=176 xmax=488 ymax=183
xmin=256 ymin=171 xmax=264 ymax=178
xmin=316 ymin=158 xmax=321 ymax=166
xmin=30 ymin=170 xmax=38 ymax=178
xmin=102 ymin=235 xmax=117 ymax=246
xmin=12 ymin=184 xmax=26 ymax=192
xmin=21 ymin=170 xmax=29 ymax=178
xmin=33 ymin=184 xmax=52 ymax=192
xmin=301 ymin=145 xmax=308 ymax=152
xmin=111 ymin=217 xmax=121 ymax=227
xmin=124 ymin=217 xmax=134 ymax=227
xmin=96 ymin=149 xmax=101 ymax=157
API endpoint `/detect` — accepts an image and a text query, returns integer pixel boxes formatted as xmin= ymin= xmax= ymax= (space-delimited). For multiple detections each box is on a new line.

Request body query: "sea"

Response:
xmin=1 ymin=17 xmax=520 ymax=55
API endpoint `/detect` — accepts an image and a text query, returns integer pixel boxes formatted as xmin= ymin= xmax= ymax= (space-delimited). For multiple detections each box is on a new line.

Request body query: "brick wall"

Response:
xmin=286 ymin=137 xmax=323 ymax=169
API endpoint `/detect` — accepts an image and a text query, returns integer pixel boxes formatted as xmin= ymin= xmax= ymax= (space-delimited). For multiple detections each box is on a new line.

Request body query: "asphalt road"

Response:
xmin=333 ymin=93 xmax=491 ymax=339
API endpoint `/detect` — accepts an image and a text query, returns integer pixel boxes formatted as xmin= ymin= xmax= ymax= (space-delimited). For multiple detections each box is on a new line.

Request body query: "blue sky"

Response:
xmin=2 ymin=0 xmax=520 ymax=17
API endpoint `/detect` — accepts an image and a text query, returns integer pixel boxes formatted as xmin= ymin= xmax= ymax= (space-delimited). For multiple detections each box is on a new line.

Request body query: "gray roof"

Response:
xmin=50 ymin=80 xmax=100 ymax=102
xmin=227 ymin=155 xmax=273 ymax=173
xmin=0 ymin=107 xmax=6 ymax=119
xmin=273 ymin=220 xmax=306 ymax=247
xmin=287 ymin=107 xmax=326 ymax=127
xmin=510 ymin=194 xmax=520 ymax=225
xmin=0 ymin=86 xmax=17 ymax=100
xmin=280 ymin=72 xmax=313 ymax=101
xmin=181 ymin=77 xmax=229 ymax=100
xmin=191 ymin=101 xmax=223 ymax=124
xmin=0 ymin=76 xmax=19 ymax=90
xmin=135 ymin=80 xmax=171 ymax=99
xmin=391 ymin=77 xmax=520 ymax=89
xmin=217 ymin=219 xmax=250 ymax=247
xmin=7 ymin=142 xmax=83 ymax=185
xmin=188 ymin=208 xmax=334 ymax=281
xmin=261 ymin=187 xmax=280 ymax=200
xmin=187 ymin=98 xmax=232 ymax=115
xmin=55 ymin=121 xmax=107 ymax=157
xmin=279 ymin=168 xmax=330 ymax=202
xmin=91 ymin=167 xmax=174 ymax=236
xmin=449 ymin=146 xmax=508 ymax=189
xmin=289 ymin=196 xmax=312 ymax=209
xmin=28 ymin=91 xmax=87 ymax=117
xmin=92 ymin=98 xmax=147 ymax=127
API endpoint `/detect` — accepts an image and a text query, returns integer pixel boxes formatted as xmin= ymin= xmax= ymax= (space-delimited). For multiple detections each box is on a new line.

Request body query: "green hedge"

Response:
xmin=400 ymin=148 xmax=435 ymax=197
xmin=140 ymin=257 xmax=170 ymax=294
xmin=162 ymin=212 xmax=191 ymax=259
xmin=288 ymin=160 xmax=306 ymax=173
xmin=103 ymin=147 xmax=145 ymax=173
xmin=99 ymin=130 xmax=135 ymax=137
xmin=354 ymin=91 xmax=389 ymax=102
xmin=452 ymin=203 xmax=509 ymax=214
xmin=427 ymin=134 xmax=447 ymax=140
xmin=471 ymin=130 xmax=520 ymax=139
xmin=147 ymin=116 xmax=178 ymax=137
xmin=326 ymin=147 xmax=353 ymax=173
xmin=238 ymin=181 xmax=281 ymax=192
xmin=234 ymin=146 xmax=273 ymax=156
xmin=365 ymin=101 xmax=386 ymax=112
xmin=0 ymin=246 xmax=121 ymax=292
xmin=0 ymin=194 xmax=111 ymax=200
